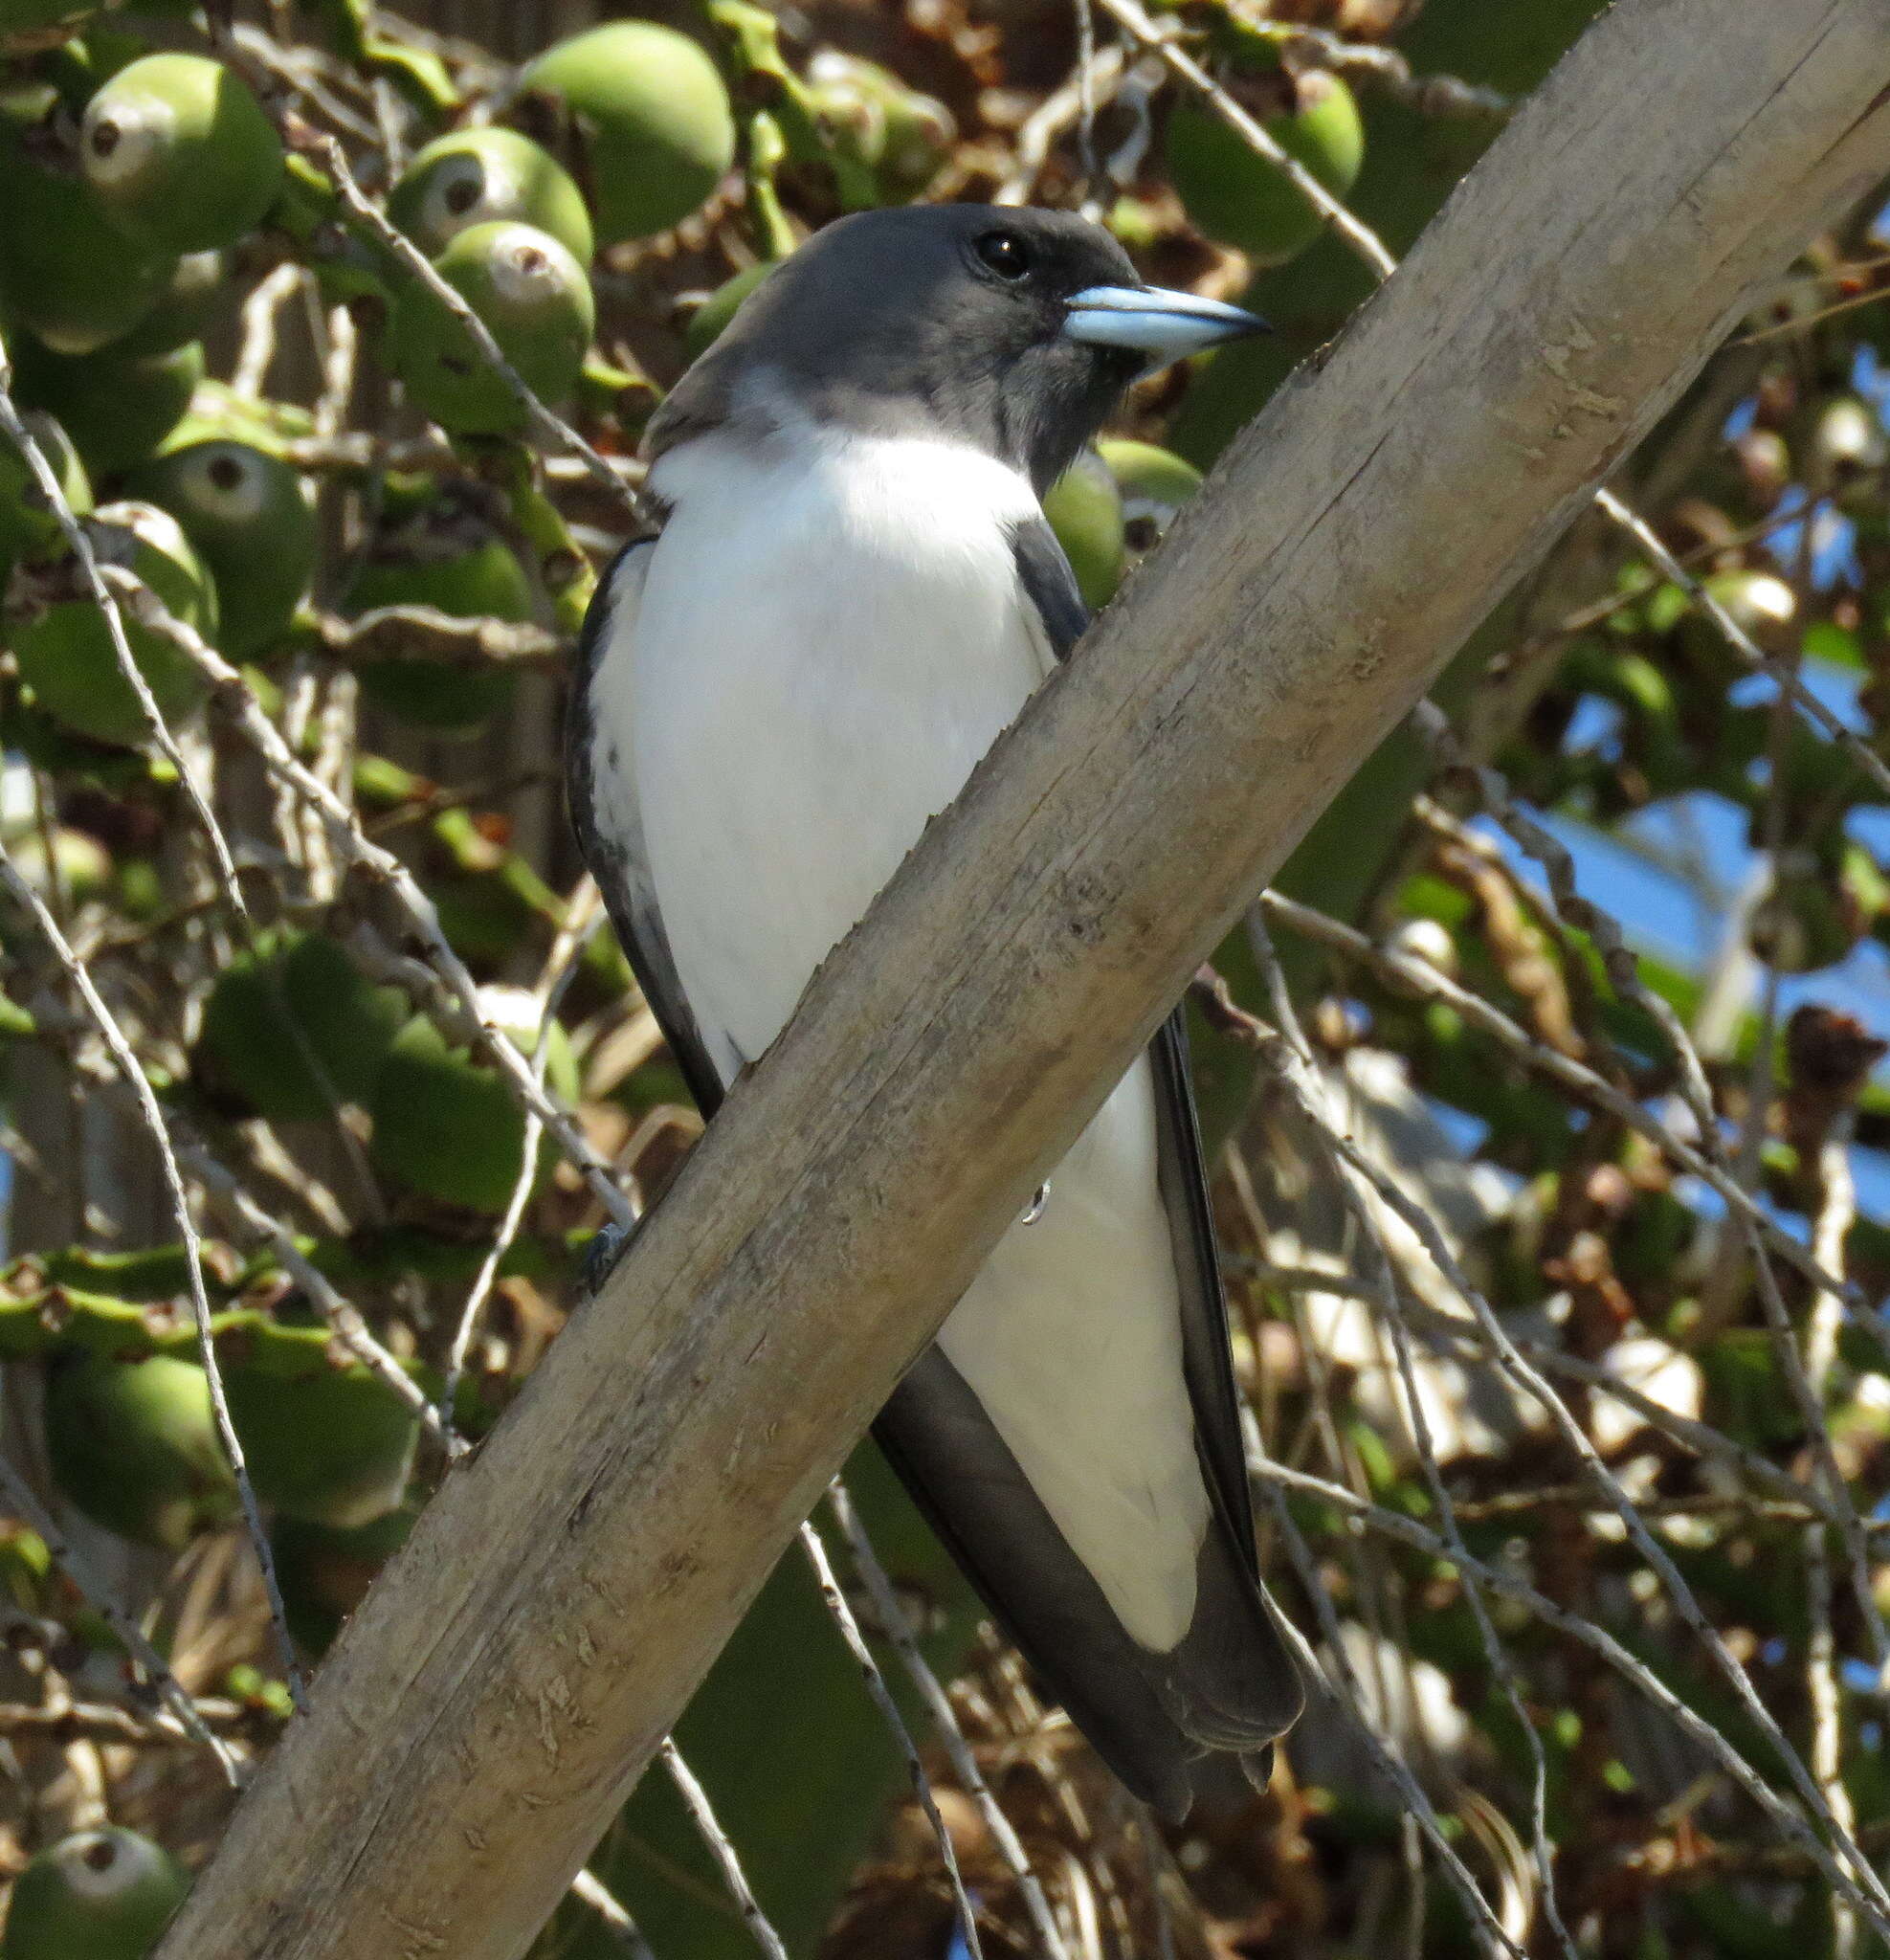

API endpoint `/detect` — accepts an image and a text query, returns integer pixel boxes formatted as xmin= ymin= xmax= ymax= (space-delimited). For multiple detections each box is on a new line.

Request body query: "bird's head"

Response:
xmin=652 ymin=205 xmax=1266 ymax=493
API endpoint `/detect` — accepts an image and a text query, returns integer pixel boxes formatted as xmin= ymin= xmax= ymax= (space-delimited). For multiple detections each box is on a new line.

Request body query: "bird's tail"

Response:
xmin=876 ymin=1348 xmax=1302 ymax=1821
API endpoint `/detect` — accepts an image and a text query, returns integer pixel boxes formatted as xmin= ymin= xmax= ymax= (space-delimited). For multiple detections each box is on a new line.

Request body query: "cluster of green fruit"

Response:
xmin=0 ymin=41 xmax=305 ymax=742
xmin=0 ymin=925 xmax=575 ymax=1611
xmin=192 ymin=926 xmax=577 ymax=1208
xmin=0 ymin=16 xmax=723 ymax=745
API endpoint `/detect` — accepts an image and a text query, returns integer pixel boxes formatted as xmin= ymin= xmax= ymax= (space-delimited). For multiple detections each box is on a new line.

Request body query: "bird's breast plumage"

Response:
xmin=626 ymin=423 xmax=1051 ymax=1062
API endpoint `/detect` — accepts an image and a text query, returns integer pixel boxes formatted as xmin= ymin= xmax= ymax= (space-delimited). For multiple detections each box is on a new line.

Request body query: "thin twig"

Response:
xmin=826 ymin=1478 xmax=1072 ymax=1960
xmin=1088 ymin=0 xmax=1398 ymax=278
xmin=1255 ymin=1019 xmax=1890 ymax=1929
xmin=657 ymin=1739 xmax=792 ymax=1960
xmin=99 ymin=567 xmax=637 ymax=1234
xmin=1266 ymin=1495 xmax=1524 ymax=1960
xmin=1251 ymin=888 xmax=1862 ymax=1312
xmin=1249 ymin=916 xmax=1572 ymax=1955
xmin=797 ymin=1521 xmax=986 ymax=1960
xmin=568 ymin=1868 xmax=657 ymax=1960
xmin=1254 ymin=1455 xmax=1890 ymax=1925
xmin=437 ymin=891 xmax=602 ymax=1441
xmin=0 ymin=1457 xmax=241 ymax=1781
xmin=0 ymin=360 xmax=249 ymax=923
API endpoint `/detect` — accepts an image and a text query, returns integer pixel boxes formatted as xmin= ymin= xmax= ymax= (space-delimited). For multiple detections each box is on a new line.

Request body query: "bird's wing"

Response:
xmin=1009 ymin=508 xmax=1091 ymax=662
xmin=567 ymin=537 xmax=727 ymax=1120
xmin=1010 ymin=512 xmax=1273 ymax=1548
xmin=877 ymin=514 xmax=1301 ymax=1817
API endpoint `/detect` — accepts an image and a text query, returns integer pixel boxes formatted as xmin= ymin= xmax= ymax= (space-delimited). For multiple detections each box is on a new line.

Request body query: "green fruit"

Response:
xmin=272 ymin=1503 xmax=414 ymax=1656
xmin=389 ymin=127 xmax=592 ymax=267
xmin=9 ymin=501 xmax=216 ymax=746
xmin=195 ymin=927 xmax=405 ymax=1122
xmin=0 ymin=93 xmax=175 ymax=355
xmin=1042 ymin=451 xmax=1124 ymax=611
xmin=1099 ymin=437 xmax=1202 ymax=554
xmin=11 ymin=335 xmax=204 ymax=476
xmin=9 ymin=823 xmax=110 ymax=902
xmin=0 ymin=412 xmax=90 ymax=566
xmin=112 ymin=249 xmax=227 ymax=357
xmin=224 ymin=1356 xmax=418 ymax=1527
xmin=521 ymin=22 xmax=736 ymax=245
xmin=1166 ymin=69 xmax=1364 ymax=265
xmin=806 ymin=52 xmax=953 ymax=203
xmin=43 ymin=1351 xmax=236 ymax=1548
xmin=79 ymin=55 xmax=284 ymax=255
xmin=389 ymin=220 xmax=594 ymax=436
xmin=127 ymin=439 xmax=314 ymax=656
xmin=369 ymin=987 xmax=579 ymax=1214
xmin=345 ymin=495 xmax=531 ymax=732
xmin=2 ymin=1828 xmax=188 ymax=1959
xmin=684 ymin=259 xmax=779 ymax=360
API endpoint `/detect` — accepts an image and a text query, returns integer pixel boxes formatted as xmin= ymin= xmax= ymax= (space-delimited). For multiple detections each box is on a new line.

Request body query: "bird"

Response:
xmin=567 ymin=203 xmax=1304 ymax=1818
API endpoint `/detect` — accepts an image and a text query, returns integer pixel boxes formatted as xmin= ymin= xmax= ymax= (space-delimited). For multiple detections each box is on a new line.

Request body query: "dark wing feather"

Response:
xmin=567 ymin=537 xmax=727 ymax=1121
xmin=1009 ymin=511 xmax=1090 ymax=662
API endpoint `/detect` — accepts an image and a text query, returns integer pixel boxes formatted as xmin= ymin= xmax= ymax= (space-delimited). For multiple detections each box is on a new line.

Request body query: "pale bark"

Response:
xmin=155 ymin=4 xmax=1890 ymax=1954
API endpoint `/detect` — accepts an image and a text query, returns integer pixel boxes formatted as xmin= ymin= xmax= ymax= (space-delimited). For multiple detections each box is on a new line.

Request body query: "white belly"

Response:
xmin=609 ymin=424 xmax=1209 ymax=1650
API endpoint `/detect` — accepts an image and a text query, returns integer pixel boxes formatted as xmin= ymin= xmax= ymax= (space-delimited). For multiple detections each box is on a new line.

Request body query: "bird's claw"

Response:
xmin=580 ymin=1218 xmax=638 ymax=1298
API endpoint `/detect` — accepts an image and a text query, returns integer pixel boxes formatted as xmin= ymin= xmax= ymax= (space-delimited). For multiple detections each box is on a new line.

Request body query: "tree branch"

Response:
xmin=154 ymin=4 xmax=1890 ymax=1954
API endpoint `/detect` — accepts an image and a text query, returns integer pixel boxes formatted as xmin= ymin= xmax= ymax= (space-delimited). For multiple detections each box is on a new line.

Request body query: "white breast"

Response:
xmin=630 ymin=423 xmax=1050 ymax=1060
xmin=591 ymin=417 xmax=1209 ymax=1652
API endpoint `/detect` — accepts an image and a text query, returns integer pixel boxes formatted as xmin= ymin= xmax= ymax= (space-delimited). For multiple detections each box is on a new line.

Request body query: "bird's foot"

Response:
xmin=580 ymin=1216 xmax=641 ymax=1298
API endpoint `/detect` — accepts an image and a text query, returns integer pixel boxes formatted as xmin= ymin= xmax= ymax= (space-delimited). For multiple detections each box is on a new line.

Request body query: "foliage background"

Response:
xmin=1 ymin=0 xmax=1888 ymax=1955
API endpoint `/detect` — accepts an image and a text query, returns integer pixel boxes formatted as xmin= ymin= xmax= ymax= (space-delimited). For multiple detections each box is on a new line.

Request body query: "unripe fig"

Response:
xmin=194 ymin=927 xmax=405 ymax=1122
xmin=9 ymin=501 xmax=216 ymax=746
xmin=1 ymin=1827 xmax=188 ymax=1959
xmin=272 ymin=1503 xmax=414 ymax=1656
xmin=344 ymin=491 xmax=532 ymax=732
xmin=0 ymin=412 xmax=90 ymax=567
xmin=1098 ymin=438 xmax=1203 ymax=554
xmin=0 ymin=94 xmax=175 ymax=355
xmin=1167 ymin=68 xmax=1364 ymax=265
xmin=1042 ymin=451 xmax=1124 ymax=611
xmin=389 ymin=220 xmax=593 ymax=436
xmin=112 ymin=249 xmax=227 ymax=358
xmin=369 ymin=988 xmax=579 ymax=1214
xmin=11 ymin=336 xmax=204 ymax=477
xmin=389 ymin=126 xmax=592 ymax=267
xmin=806 ymin=51 xmax=954 ymax=203
xmin=127 ymin=439 xmax=315 ymax=657
xmin=224 ymin=1353 xmax=418 ymax=1527
xmin=80 ymin=55 xmax=284 ymax=255
xmin=520 ymin=22 xmax=736 ymax=245
xmin=683 ymin=258 xmax=780 ymax=360
xmin=43 ymin=1350 xmax=236 ymax=1549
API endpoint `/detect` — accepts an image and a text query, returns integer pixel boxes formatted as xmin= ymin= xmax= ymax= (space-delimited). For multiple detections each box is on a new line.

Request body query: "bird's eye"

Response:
xmin=974 ymin=230 xmax=1033 ymax=280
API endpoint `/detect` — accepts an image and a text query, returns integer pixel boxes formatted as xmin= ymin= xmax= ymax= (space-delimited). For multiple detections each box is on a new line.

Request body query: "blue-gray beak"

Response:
xmin=1062 ymin=284 xmax=1270 ymax=368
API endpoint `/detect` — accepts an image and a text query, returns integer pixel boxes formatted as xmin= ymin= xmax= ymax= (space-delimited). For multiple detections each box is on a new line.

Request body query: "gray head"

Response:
xmin=652 ymin=206 xmax=1264 ymax=493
